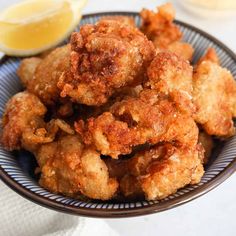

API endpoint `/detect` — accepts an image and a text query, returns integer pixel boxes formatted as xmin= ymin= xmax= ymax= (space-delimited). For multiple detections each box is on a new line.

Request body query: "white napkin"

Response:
xmin=0 ymin=180 xmax=118 ymax=236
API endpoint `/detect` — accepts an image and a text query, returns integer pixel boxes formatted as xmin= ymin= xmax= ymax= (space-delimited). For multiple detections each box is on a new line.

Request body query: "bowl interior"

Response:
xmin=0 ymin=12 xmax=236 ymax=217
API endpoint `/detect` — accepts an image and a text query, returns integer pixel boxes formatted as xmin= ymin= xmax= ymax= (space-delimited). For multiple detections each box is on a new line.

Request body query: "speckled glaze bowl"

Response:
xmin=0 ymin=12 xmax=236 ymax=218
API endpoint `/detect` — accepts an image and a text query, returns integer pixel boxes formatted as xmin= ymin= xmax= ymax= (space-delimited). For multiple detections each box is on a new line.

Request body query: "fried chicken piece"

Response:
xmin=147 ymin=52 xmax=193 ymax=98
xmin=0 ymin=92 xmax=74 ymax=152
xmin=167 ymin=41 xmax=194 ymax=61
xmin=18 ymin=45 xmax=70 ymax=105
xmin=100 ymin=15 xmax=135 ymax=27
xmin=58 ymin=19 xmax=155 ymax=106
xmin=78 ymin=89 xmax=198 ymax=158
xmin=198 ymin=131 xmax=214 ymax=164
xmin=193 ymin=61 xmax=236 ymax=137
xmin=20 ymin=117 xmax=74 ymax=153
xmin=76 ymin=112 xmax=139 ymax=158
xmin=17 ymin=57 xmax=42 ymax=87
xmin=140 ymin=3 xmax=182 ymax=49
xmin=121 ymin=143 xmax=204 ymax=200
xmin=197 ymin=47 xmax=220 ymax=66
xmin=37 ymin=135 xmax=118 ymax=200
xmin=140 ymin=3 xmax=194 ymax=61
xmin=1 ymin=92 xmax=47 ymax=151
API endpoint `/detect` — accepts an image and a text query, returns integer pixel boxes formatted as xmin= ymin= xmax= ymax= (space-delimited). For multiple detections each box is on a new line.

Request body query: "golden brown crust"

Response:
xmin=121 ymin=143 xmax=204 ymax=200
xmin=26 ymin=45 xmax=70 ymax=105
xmin=0 ymin=91 xmax=74 ymax=152
xmin=37 ymin=135 xmax=118 ymax=200
xmin=193 ymin=61 xmax=236 ymax=137
xmin=140 ymin=3 xmax=195 ymax=61
xmin=147 ymin=52 xmax=193 ymax=97
xmin=17 ymin=57 xmax=42 ymax=87
xmin=78 ymin=89 xmax=198 ymax=158
xmin=1 ymin=92 xmax=47 ymax=151
xmin=58 ymin=20 xmax=155 ymax=106
xmin=140 ymin=3 xmax=182 ymax=49
xmin=167 ymin=41 xmax=194 ymax=61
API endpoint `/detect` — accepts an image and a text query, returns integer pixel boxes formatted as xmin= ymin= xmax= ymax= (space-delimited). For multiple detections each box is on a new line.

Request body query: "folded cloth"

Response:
xmin=0 ymin=180 xmax=118 ymax=236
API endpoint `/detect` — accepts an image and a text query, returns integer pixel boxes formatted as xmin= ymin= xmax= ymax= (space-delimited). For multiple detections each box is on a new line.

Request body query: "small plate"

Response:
xmin=0 ymin=12 xmax=236 ymax=218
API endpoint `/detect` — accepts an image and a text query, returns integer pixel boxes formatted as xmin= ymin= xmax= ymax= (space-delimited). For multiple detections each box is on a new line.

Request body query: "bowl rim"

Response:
xmin=0 ymin=11 xmax=236 ymax=218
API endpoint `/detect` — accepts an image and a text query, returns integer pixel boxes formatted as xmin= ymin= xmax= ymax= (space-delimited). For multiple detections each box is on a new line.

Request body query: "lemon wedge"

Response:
xmin=0 ymin=0 xmax=87 ymax=56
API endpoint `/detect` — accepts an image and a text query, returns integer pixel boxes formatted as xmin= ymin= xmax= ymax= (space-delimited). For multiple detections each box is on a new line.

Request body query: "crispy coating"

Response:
xmin=197 ymin=47 xmax=220 ymax=65
xmin=66 ymin=86 xmax=142 ymax=127
xmin=17 ymin=57 xmax=42 ymax=87
xmin=140 ymin=3 xmax=182 ymax=49
xmin=111 ymin=89 xmax=198 ymax=146
xmin=21 ymin=117 xmax=75 ymax=153
xmin=0 ymin=91 xmax=74 ymax=152
xmin=167 ymin=41 xmax=194 ymax=61
xmin=140 ymin=3 xmax=194 ymax=61
xmin=37 ymin=135 xmax=118 ymax=200
xmin=121 ymin=143 xmax=204 ymax=200
xmin=78 ymin=89 xmax=198 ymax=158
xmin=193 ymin=61 xmax=236 ymax=137
xmin=58 ymin=20 xmax=155 ymax=105
xmin=1 ymin=92 xmax=47 ymax=151
xmin=198 ymin=131 xmax=214 ymax=164
xmin=147 ymin=52 xmax=193 ymax=98
xmin=76 ymin=112 xmax=139 ymax=158
xmin=100 ymin=15 xmax=135 ymax=27
xmin=23 ymin=45 xmax=70 ymax=105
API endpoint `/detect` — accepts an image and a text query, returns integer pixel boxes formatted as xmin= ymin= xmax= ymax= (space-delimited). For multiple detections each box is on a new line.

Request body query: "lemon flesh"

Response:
xmin=0 ymin=0 xmax=86 ymax=56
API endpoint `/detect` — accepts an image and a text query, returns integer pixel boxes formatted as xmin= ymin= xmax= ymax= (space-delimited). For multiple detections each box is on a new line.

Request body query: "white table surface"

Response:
xmin=0 ymin=0 xmax=236 ymax=236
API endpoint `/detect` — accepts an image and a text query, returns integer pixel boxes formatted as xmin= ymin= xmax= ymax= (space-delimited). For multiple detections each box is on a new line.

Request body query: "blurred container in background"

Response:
xmin=180 ymin=0 xmax=236 ymax=18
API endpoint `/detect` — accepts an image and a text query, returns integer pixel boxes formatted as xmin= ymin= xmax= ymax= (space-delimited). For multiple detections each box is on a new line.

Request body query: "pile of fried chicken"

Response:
xmin=1 ymin=3 xmax=236 ymax=201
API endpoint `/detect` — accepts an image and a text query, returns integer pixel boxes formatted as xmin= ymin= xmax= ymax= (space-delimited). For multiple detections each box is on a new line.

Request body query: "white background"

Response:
xmin=0 ymin=0 xmax=236 ymax=236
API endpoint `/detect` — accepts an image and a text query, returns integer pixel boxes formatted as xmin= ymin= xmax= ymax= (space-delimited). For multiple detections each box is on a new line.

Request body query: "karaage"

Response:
xmin=17 ymin=57 xmax=42 ymax=87
xmin=121 ymin=143 xmax=204 ymax=200
xmin=78 ymin=89 xmax=198 ymax=158
xmin=1 ymin=91 xmax=47 ymax=151
xmin=167 ymin=41 xmax=194 ymax=61
xmin=140 ymin=3 xmax=181 ymax=48
xmin=140 ymin=3 xmax=194 ymax=61
xmin=18 ymin=45 xmax=70 ymax=105
xmin=0 ymin=91 xmax=74 ymax=152
xmin=193 ymin=60 xmax=236 ymax=137
xmin=37 ymin=135 xmax=118 ymax=200
xmin=147 ymin=52 xmax=193 ymax=99
xmin=58 ymin=19 xmax=155 ymax=106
